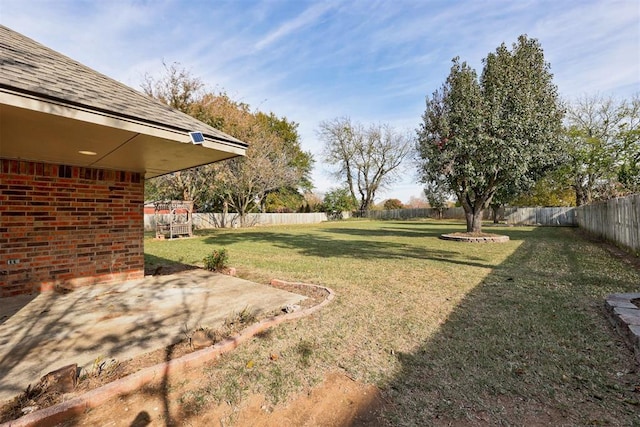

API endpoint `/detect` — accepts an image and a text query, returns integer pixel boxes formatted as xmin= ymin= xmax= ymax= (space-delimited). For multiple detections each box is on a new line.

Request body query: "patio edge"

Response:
xmin=2 ymin=280 xmax=335 ymax=427
xmin=604 ymin=293 xmax=640 ymax=364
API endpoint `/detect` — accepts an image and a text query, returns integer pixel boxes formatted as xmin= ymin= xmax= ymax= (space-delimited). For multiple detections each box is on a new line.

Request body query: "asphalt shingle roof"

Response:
xmin=0 ymin=25 xmax=246 ymax=148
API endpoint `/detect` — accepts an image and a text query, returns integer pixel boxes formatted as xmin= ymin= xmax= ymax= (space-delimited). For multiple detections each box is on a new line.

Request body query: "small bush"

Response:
xmin=203 ymin=249 xmax=229 ymax=271
xmin=383 ymin=198 xmax=404 ymax=210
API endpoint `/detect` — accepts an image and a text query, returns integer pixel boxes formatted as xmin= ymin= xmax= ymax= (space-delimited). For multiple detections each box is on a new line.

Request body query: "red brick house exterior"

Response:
xmin=0 ymin=26 xmax=247 ymax=297
xmin=0 ymin=161 xmax=144 ymax=296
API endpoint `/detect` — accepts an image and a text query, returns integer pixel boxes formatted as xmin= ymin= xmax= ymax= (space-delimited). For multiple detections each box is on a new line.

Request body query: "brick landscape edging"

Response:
xmin=439 ymin=233 xmax=510 ymax=243
xmin=604 ymin=293 xmax=640 ymax=364
xmin=1 ymin=280 xmax=335 ymax=427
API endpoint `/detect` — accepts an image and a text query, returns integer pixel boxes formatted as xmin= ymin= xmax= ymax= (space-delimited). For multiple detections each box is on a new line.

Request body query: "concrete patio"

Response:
xmin=0 ymin=270 xmax=306 ymax=403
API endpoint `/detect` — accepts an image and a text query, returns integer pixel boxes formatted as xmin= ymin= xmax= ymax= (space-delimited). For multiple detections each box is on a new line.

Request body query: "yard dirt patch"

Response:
xmin=60 ymin=371 xmax=384 ymax=426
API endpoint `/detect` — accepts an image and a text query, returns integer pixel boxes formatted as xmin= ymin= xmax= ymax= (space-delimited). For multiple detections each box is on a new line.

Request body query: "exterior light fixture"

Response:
xmin=78 ymin=150 xmax=97 ymax=156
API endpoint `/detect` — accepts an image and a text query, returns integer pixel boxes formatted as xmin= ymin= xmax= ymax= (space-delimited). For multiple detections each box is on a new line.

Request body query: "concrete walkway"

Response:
xmin=0 ymin=270 xmax=306 ymax=403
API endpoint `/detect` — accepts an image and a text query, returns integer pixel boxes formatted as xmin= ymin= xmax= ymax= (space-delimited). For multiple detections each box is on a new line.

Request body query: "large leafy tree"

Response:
xmin=562 ymin=94 xmax=640 ymax=205
xmin=417 ymin=35 xmax=564 ymax=232
xmin=143 ymin=65 xmax=314 ymax=223
xmin=319 ymin=117 xmax=412 ymax=211
xmin=191 ymin=93 xmax=307 ymax=224
xmin=257 ymin=112 xmax=314 ymax=193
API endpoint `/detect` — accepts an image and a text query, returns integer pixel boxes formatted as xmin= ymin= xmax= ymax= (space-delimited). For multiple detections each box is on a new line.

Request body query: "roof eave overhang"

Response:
xmin=0 ymin=87 xmax=248 ymax=156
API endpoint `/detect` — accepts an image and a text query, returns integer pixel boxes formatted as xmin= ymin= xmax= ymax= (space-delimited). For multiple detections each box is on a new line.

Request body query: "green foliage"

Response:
xmin=264 ymin=187 xmax=305 ymax=213
xmin=511 ymin=175 xmax=576 ymax=207
xmin=142 ymin=64 xmax=315 ymax=220
xmin=423 ymin=180 xmax=449 ymax=210
xmin=144 ymin=179 xmax=162 ymax=202
xmin=256 ymin=112 xmax=315 ymax=192
xmin=618 ymin=159 xmax=640 ymax=193
xmin=383 ymin=198 xmax=404 ymax=210
xmin=417 ymin=35 xmax=564 ymax=232
xmin=560 ymin=94 xmax=640 ymax=205
xmin=203 ymin=249 xmax=228 ymax=271
xmin=322 ymin=187 xmax=357 ymax=215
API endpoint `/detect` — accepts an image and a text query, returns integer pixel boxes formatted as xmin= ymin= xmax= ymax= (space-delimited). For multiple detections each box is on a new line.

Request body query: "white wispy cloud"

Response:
xmin=254 ymin=1 xmax=336 ymax=51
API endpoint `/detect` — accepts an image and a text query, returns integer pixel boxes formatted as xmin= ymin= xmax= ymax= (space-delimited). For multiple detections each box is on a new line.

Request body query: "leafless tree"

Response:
xmin=319 ymin=117 xmax=413 ymax=211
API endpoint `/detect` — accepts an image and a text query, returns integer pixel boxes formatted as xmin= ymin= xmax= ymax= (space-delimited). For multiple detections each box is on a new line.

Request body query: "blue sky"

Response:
xmin=2 ymin=0 xmax=639 ymax=203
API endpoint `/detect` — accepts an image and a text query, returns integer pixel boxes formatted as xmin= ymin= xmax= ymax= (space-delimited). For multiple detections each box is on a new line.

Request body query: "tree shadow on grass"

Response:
xmin=205 ymin=230 xmax=498 ymax=269
xmin=204 ymin=220 xmax=545 ymax=271
xmin=365 ymin=227 xmax=640 ymax=426
xmin=323 ymin=223 xmax=541 ymax=242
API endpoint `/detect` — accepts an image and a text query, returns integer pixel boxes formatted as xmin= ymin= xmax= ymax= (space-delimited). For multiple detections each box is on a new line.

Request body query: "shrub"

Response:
xmin=322 ymin=187 xmax=358 ymax=215
xmin=203 ymin=249 xmax=229 ymax=271
xmin=383 ymin=198 xmax=404 ymax=210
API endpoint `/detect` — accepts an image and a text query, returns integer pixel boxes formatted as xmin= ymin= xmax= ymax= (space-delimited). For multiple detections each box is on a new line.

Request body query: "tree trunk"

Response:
xmin=575 ymin=185 xmax=587 ymax=206
xmin=221 ymin=200 xmax=228 ymax=228
xmin=459 ymin=191 xmax=491 ymax=233
xmin=465 ymin=209 xmax=483 ymax=233
xmin=491 ymin=205 xmax=500 ymax=223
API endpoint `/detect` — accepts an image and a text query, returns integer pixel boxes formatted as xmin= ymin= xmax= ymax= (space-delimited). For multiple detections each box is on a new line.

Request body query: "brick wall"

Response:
xmin=0 ymin=159 xmax=144 ymax=297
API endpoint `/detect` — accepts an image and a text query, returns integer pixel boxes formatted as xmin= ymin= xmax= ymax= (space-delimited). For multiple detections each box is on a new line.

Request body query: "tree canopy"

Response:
xmin=143 ymin=64 xmax=314 ymax=224
xmin=416 ymin=35 xmax=564 ymax=232
xmin=319 ymin=117 xmax=412 ymax=211
xmin=560 ymin=94 xmax=640 ymax=205
xmin=383 ymin=198 xmax=404 ymax=210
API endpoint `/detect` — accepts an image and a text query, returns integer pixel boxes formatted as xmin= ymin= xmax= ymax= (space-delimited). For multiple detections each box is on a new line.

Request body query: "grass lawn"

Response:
xmin=145 ymin=219 xmax=640 ymax=425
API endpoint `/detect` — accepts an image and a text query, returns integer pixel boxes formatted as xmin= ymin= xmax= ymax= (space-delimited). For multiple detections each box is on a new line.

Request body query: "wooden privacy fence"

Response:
xmin=503 ymin=207 xmax=577 ymax=226
xmin=362 ymin=206 xmax=577 ymax=226
xmin=576 ymin=194 xmax=640 ymax=254
xmin=145 ymin=212 xmax=334 ymax=230
xmin=144 ymin=207 xmax=578 ymax=230
xmin=362 ymin=207 xmax=469 ymax=220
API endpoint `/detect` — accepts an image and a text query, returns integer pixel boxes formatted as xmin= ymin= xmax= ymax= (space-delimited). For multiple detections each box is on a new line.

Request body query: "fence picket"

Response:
xmin=576 ymin=194 xmax=639 ymax=254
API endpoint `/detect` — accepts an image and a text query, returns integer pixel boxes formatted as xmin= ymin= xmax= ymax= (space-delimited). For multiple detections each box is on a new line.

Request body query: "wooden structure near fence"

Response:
xmin=154 ymin=201 xmax=194 ymax=239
